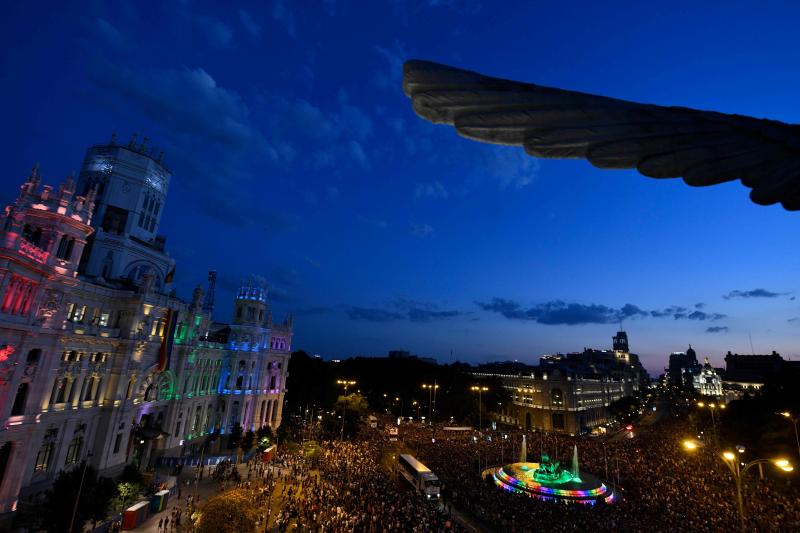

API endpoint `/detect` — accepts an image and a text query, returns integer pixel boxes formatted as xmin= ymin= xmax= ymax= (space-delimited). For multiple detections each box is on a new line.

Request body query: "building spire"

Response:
xmin=203 ymin=270 xmax=217 ymax=314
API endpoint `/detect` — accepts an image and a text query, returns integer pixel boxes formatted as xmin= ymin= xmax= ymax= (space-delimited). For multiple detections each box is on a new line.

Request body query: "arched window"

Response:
xmin=11 ymin=382 xmax=29 ymax=415
xmin=26 ymin=349 xmax=41 ymax=363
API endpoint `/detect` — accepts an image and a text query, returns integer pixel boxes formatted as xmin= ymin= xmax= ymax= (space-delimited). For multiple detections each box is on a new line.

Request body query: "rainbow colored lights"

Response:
xmin=493 ymin=462 xmax=614 ymax=505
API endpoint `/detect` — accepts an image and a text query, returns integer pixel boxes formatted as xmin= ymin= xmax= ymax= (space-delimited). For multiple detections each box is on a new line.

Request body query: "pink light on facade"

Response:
xmin=18 ymin=239 xmax=48 ymax=264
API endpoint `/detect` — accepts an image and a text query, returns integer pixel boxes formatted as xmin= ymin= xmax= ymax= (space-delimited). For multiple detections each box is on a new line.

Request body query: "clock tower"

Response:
xmin=76 ymin=133 xmax=175 ymax=290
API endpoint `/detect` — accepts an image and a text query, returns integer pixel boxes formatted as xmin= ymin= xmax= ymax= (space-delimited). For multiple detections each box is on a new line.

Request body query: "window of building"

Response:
xmin=99 ymin=312 xmax=110 ymax=327
xmin=64 ymin=436 xmax=83 ymax=465
xmin=26 ymin=349 xmax=41 ymax=363
xmin=34 ymin=441 xmax=55 ymax=472
xmin=113 ymin=433 xmax=122 ymax=454
xmin=11 ymin=382 xmax=29 ymax=416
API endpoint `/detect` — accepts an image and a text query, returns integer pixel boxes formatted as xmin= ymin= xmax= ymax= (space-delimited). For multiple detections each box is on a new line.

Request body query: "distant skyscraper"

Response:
xmin=76 ymin=133 xmax=174 ymax=289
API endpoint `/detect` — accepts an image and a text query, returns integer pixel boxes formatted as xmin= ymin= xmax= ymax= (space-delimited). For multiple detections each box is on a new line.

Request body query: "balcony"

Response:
xmin=17 ymin=239 xmax=48 ymax=264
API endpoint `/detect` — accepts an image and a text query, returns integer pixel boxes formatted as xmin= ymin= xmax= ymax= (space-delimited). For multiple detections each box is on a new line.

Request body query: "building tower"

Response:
xmin=612 ymin=330 xmax=630 ymax=364
xmin=203 ymin=270 xmax=217 ymax=314
xmin=75 ymin=133 xmax=175 ymax=291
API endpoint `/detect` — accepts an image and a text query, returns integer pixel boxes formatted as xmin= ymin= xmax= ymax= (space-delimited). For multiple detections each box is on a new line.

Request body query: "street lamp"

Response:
xmin=683 ymin=439 xmax=793 ymax=530
xmin=778 ymin=411 xmax=800 ymax=462
xmin=470 ymin=385 xmax=489 ymax=433
xmin=336 ymin=379 xmax=356 ymax=440
xmin=696 ymin=401 xmax=725 ymax=446
xmin=422 ymin=383 xmax=440 ymax=425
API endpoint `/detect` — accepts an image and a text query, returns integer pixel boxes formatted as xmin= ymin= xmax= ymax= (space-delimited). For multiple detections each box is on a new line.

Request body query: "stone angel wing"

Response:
xmin=403 ymin=60 xmax=800 ymax=210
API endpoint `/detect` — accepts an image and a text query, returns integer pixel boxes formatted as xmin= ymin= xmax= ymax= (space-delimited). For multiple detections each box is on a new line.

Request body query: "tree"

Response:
xmin=609 ymin=396 xmax=641 ymax=423
xmin=39 ymin=462 xmax=118 ymax=533
xmin=241 ymin=430 xmax=255 ymax=452
xmin=197 ymin=488 xmax=258 ymax=533
xmin=227 ymin=423 xmax=242 ymax=450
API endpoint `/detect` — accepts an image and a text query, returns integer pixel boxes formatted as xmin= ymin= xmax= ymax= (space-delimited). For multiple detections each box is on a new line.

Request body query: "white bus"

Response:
xmin=397 ymin=454 xmax=440 ymax=499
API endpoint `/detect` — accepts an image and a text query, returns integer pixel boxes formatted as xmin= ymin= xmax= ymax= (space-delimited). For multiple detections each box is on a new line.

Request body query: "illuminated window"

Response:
xmin=99 ymin=313 xmax=110 ymax=327
xmin=64 ymin=436 xmax=83 ymax=465
xmin=34 ymin=441 xmax=55 ymax=472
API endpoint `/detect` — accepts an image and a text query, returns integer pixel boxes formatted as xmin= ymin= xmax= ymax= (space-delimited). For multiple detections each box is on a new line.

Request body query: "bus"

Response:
xmin=397 ymin=454 xmax=441 ymax=499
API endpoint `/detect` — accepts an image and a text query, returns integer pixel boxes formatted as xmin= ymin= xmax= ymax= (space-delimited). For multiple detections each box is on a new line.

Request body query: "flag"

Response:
xmin=157 ymin=308 xmax=178 ymax=372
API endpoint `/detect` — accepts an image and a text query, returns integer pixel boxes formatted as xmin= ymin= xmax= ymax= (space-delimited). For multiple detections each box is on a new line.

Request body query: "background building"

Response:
xmin=0 ymin=136 xmax=293 ymax=515
xmin=476 ymin=331 xmax=646 ymax=435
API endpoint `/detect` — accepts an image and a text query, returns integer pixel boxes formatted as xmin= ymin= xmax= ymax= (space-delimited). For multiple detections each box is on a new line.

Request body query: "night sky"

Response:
xmin=2 ymin=1 xmax=800 ymax=374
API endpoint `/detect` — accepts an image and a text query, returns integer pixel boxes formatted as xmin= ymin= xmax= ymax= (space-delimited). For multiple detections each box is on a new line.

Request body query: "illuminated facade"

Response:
xmin=478 ymin=331 xmax=644 ymax=434
xmin=693 ymin=358 xmax=722 ymax=397
xmin=0 ymin=137 xmax=292 ymax=514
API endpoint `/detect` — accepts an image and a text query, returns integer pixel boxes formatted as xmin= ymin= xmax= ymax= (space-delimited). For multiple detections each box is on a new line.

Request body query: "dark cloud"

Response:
xmin=346 ymin=299 xmax=468 ymax=323
xmin=695 ymin=302 xmax=705 ymax=309
xmin=706 ymin=326 xmax=730 ymax=333
xmin=478 ymin=299 xmax=726 ymax=325
xmin=723 ymin=289 xmax=784 ymax=299
xmin=346 ymin=307 xmax=405 ymax=322
xmin=475 ymin=298 xmax=647 ymax=325
xmin=686 ymin=310 xmax=727 ymax=321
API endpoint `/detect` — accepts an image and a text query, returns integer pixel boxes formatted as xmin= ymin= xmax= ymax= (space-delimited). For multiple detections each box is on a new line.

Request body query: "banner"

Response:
xmin=157 ymin=308 xmax=178 ymax=372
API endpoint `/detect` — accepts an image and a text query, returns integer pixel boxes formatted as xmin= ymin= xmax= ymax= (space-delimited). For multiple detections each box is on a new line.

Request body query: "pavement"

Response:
xmin=130 ymin=462 xmax=249 ymax=532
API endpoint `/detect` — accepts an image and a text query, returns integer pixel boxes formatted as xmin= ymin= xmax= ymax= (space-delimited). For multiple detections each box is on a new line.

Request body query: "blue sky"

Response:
xmin=2 ymin=1 xmax=800 ymax=374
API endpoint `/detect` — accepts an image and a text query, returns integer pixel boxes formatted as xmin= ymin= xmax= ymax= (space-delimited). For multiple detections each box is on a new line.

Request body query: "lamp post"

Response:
xmin=68 ymin=452 xmax=93 ymax=533
xmin=470 ymin=385 xmax=489 ymax=433
xmin=683 ymin=439 xmax=793 ymax=531
xmin=696 ymin=401 xmax=725 ymax=446
xmin=336 ymin=379 xmax=356 ymax=440
xmin=778 ymin=411 xmax=800 ymax=462
xmin=422 ymin=383 xmax=440 ymax=425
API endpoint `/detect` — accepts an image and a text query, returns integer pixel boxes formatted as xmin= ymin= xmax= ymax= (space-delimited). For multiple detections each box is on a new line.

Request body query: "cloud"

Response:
xmin=706 ymin=326 xmax=730 ymax=333
xmin=357 ymin=216 xmax=389 ymax=230
xmin=475 ymin=298 xmax=647 ymax=325
xmin=94 ymin=17 xmax=130 ymax=51
xmin=270 ymin=267 xmax=301 ymax=287
xmin=268 ymin=97 xmax=374 ymax=169
xmin=788 ymin=317 xmax=800 ymax=324
xmin=238 ymin=9 xmax=261 ymax=37
xmin=393 ymin=298 xmax=467 ymax=322
xmin=295 ymin=306 xmax=336 ymax=316
xmin=88 ymin=63 xmax=268 ymax=153
xmin=347 ymin=307 xmax=405 ymax=322
xmin=373 ymin=41 xmax=407 ymax=89
xmin=415 ymin=181 xmax=448 ymax=200
xmin=650 ymin=305 xmax=725 ymax=321
xmin=723 ymin=288 xmax=785 ymax=299
xmin=347 ymin=299 xmax=468 ymax=323
xmin=411 ymin=223 xmax=434 ymax=237
xmin=695 ymin=302 xmax=705 ymax=309
xmin=272 ymin=0 xmax=296 ymax=38
xmin=482 ymin=146 xmax=540 ymax=189
xmin=477 ymin=298 xmax=726 ymax=325
xmin=181 ymin=11 xmax=233 ymax=48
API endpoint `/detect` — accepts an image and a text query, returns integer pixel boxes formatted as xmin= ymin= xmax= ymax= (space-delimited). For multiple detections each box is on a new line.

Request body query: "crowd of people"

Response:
xmin=397 ymin=402 xmax=800 ymax=532
xmin=272 ymin=440 xmax=461 ymax=532
xmin=182 ymin=393 xmax=798 ymax=532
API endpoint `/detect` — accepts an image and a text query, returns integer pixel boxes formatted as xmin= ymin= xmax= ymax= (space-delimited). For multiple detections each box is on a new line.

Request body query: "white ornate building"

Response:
xmin=0 ymin=135 xmax=292 ymax=514
xmin=693 ymin=357 xmax=723 ymax=397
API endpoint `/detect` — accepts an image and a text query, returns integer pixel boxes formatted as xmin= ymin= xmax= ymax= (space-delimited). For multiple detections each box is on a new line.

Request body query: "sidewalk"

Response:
xmin=131 ymin=463 xmax=247 ymax=532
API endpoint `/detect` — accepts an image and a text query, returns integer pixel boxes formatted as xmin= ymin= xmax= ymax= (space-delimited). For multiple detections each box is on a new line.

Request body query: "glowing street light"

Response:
xmin=422 ymin=383 xmax=440 ymax=425
xmin=470 ymin=385 xmax=489 ymax=433
xmin=336 ymin=379 xmax=356 ymax=440
xmin=777 ymin=411 xmax=800 ymax=462
xmin=684 ymin=438 xmax=793 ymax=530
